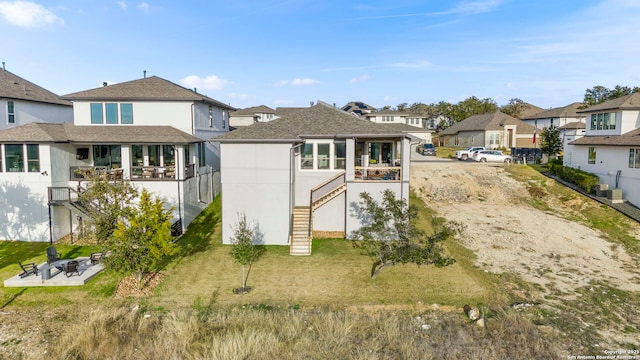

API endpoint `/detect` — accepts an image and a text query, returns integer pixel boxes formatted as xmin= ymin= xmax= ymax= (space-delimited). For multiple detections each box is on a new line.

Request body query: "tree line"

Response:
xmin=376 ymin=85 xmax=640 ymax=129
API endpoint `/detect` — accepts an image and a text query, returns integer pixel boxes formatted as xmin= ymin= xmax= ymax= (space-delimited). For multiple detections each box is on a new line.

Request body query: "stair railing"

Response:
xmin=308 ymin=171 xmax=346 ymax=236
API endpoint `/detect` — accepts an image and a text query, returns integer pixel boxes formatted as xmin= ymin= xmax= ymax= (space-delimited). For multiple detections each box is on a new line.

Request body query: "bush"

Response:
xmin=552 ymin=164 xmax=600 ymax=193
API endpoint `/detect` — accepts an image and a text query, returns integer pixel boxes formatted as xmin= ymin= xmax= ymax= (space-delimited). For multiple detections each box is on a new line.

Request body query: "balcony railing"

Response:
xmin=70 ymin=166 xmax=123 ymax=180
xmin=70 ymin=164 xmax=196 ymax=181
xmin=354 ymin=166 xmax=401 ymax=181
xmin=130 ymin=166 xmax=176 ymax=180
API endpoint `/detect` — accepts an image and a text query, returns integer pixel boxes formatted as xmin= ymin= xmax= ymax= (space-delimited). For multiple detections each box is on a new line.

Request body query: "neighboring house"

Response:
xmin=0 ymin=123 xmax=212 ymax=242
xmin=439 ymin=111 xmax=536 ymax=149
xmin=522 ymin=102 xmax=586 ymax=129
xmin=517 ymin=103 xmax=546 ymax=120
xmin=566 ymin=92 xmax=640 ymax=207
xmin=1 ymin=68 xmax=73 ymax=130
xmin=342 ymin=101 xmax=376 ymax=116
xmin=275 ymin=106 xmax=306 ymax=117
xmin=559 ymin=121 xmax=586 ymax=150
xmin=229 ymin=105 xmax=277 ymax=127
xmin=214 ymin=102 xmax=412 ymax=255
xmin=62 ymin=75 xmax=235 ymax=170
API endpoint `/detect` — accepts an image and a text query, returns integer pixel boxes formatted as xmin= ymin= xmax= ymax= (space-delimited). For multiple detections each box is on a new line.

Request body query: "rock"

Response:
xmin=421 ymin=324 xmax=431 ymax=330
xmin=476 ymin=318 xmax=485 ymax=327
xmin=463 ymin=305 xmax=480 ymax=321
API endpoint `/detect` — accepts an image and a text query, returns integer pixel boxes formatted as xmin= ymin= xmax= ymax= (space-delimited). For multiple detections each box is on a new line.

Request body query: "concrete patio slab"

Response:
xmin=3 ymin=257 xmax=105 ymax=287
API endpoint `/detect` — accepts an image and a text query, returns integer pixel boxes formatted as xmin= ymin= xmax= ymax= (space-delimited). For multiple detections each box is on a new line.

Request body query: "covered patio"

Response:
xmin=4 ymin=257 xmax=105 ymax=287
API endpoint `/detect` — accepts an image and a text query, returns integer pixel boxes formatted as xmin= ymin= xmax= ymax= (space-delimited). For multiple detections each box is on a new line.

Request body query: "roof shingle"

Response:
xmin=0 ymin=69 xmax=71 ymax=106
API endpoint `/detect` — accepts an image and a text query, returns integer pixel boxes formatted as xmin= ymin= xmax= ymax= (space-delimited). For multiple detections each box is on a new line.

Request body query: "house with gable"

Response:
xmin=342 ymin=101 xmax=376 ymax=117
xmin=521 ymin=102 xmax=586 ymax=129
xmin=1 ymin=67 xmax=73 ymax=130
xmin=229 ymin=105 xmax=277 ymax=127
xmin=439 ymin=110 xmax=536 ymax=149
xmin=214 ymin=101 xmax=412 ymax=255
xmin=0 ymin=75 xmax=232 ymax=242
xmin=565 ymin=92 xmax=640 ymax=207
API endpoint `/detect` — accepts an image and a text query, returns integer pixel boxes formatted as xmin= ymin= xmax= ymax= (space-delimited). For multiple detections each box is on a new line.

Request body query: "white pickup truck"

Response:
xmin=455 ymin=146 xmax=485 ymax=160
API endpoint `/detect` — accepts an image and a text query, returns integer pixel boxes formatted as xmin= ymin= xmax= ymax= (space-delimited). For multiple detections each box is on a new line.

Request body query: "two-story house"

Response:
xmin=214 ymin=102 xmax=412 ymax=255
xmin=1 ymin=67 xmax=73 ymax=130
xmin=229 ymin=105 xmax=277 ymax=127
xmin=566 ymin=92 xmax=640 ymax=207
xmin=521 ymin=102 xmax=586 ymax=129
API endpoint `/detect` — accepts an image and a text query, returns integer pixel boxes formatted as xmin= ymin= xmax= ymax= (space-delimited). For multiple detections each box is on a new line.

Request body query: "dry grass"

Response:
xmin=50 ymin=301 xmax=562 ymax=360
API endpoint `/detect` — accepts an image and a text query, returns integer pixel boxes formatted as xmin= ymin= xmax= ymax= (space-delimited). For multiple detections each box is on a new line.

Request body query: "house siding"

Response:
xmin=1 ymin=99 xmax=72 ymax=130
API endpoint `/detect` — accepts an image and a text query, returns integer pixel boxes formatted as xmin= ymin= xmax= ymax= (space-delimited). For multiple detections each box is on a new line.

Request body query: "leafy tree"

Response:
xmin=448 ymin=96 xmax=498 ymax=123
xmin=78 ymin=173 xmax=138 ymax=243
xmin=539 ymin=126 xmax=563 ymax=159
xmin=351 ymin=190 xmax=457 ymax=279
xmin=582 ymin=85 xmax=640 ymax=108
xmin=500 ymin=98 xmax=528 ymax=119
xmin=229 ymin=212 xmax=265 ymax=292
xmin=104 ymin=189 xmax=178 ymax=281
xmin=395 ymin=102 xmax=408 ymax=112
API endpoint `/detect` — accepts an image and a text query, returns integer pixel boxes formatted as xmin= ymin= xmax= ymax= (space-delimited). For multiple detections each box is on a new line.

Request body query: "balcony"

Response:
xmin=70 ymin=164 xmax=195 ymax=181
xmin=354 ymin=166 xmax=401 ymax=181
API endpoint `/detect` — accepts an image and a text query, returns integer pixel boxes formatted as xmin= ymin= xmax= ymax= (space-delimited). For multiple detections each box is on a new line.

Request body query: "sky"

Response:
xmin=1 ymin=0 xmax=640 ymax=110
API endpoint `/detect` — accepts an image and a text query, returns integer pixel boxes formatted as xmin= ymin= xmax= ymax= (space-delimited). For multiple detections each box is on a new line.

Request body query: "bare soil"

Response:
xmin=411 ymin=161 xmax=640 ymax=296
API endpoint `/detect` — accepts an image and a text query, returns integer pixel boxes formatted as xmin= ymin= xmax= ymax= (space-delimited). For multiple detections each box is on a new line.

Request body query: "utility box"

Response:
xmin=607 ymin=189 xmax=623 ymax=203
xmin=595 ymin=184 xmax=609 ymax=197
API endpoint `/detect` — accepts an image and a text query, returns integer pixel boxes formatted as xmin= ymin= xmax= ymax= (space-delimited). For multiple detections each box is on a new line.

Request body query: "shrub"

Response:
xmin=552 ymin=164 xmax=600 ymax=193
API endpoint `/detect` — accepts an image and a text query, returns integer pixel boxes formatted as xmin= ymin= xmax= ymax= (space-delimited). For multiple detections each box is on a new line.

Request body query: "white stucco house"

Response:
xmin=1 ymin=68 xmax=73 ymax=130
xmin=0 ymin=123 xmax=211 ymax=242
xmin=521 ymin=102 xmax=586 ymax=130
xmin=565 ymin=92 xmax=640 ymax=207
xmin=214 ymin=102 xmax=412 ymax=255
xmin=229 ymin=105 xmax=277 ymax=127
xmin=62 ymin=75 xmax=235 ymax=170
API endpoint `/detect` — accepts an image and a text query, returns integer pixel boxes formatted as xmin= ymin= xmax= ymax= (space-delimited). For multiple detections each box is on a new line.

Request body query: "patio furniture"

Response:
xmin=46 ymin=246 xmax=60 ymax=264
xmin=90 ymin=252 xmax=103 ymax=265
xmin=18 ymin=262 xmax=39 ymax=278
xmin=64 ymin=260 xmax=80 ymax=277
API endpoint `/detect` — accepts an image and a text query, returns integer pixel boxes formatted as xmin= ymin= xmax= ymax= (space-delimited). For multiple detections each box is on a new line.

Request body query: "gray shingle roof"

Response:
xmin=215 ymin=103 xmax=408 ymax=142
xmin=0 ymin=123 xmax=202 ymax=144
xmin=569 ymin=128 xmax=640 ymax=146
xmin=62 ymin=76 xmax=235 ymax=110
xmin=519 ymin=103 xmax=546 ymax=119
xmin=523 ymin=102 xmax=584 ymax=120
xmin=558 ymin=121 xmax=586 ymax=130
xmin=275 ymin=107 xmax=306 ymax=117
xmin=440 ymin=111 xmax=536 ymax=135
xmin=231 ymin=105 xmax=275 ymax=116
xmin=0 ymin=69 xmax=71 ymax=106
xmin=578 ymin=92 xmax=640 ymax=113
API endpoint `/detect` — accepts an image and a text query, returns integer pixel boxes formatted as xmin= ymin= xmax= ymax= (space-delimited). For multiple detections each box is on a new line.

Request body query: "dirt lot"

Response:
xmin=411 ymin=160 xmax=640 ymax=296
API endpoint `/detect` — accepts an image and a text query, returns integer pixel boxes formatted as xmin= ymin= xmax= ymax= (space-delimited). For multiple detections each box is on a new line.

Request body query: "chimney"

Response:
xmin=310 ymin=101 xmax=314 ymax=106
xmin=2 ymin=62 xmax=4 ymax=71
xmin=143 ymin=70 xmax=147 ymax=78
xmin=103 ymin=82 xmax=108 ymax=87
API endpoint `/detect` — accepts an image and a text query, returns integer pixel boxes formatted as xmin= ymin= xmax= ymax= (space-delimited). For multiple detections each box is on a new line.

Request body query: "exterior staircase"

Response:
xmin=48 ymin=187 xmax=95 ymax=221
xmin=290 ymin=206 xmax=312 ymax=256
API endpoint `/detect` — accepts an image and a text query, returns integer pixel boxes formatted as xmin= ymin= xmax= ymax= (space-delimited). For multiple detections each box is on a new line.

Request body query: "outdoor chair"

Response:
xmin=18 ymin=262 xmax=39 ymax=278
xmin=64 ymin=260 xmax=80 ymax=277
xmin=46 ymin=246 xmax=60 ymax=264
xmin=90 ymin=252 xmax=103 ymax=265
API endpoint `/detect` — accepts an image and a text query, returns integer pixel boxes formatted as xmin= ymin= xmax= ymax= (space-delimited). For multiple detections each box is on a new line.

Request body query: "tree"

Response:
xmin=229 ymin=213 xmax=265 ymax=293
xmin=582 ymin=85 xmax=640 ymax=108
xmin=539 ymin=126 xmax=563 ymax=159
xmin=78 ymin=173 xmax=139 ymax=243
xmin=351 ymin=190 xmax=457 ymax=279
xmin=104 ymin=189 xmax=178 ymax=282
xmin=500 ymin=98 xmax=528 ymax=119
xmin=448 ymin=96 xmax=498 ymax=123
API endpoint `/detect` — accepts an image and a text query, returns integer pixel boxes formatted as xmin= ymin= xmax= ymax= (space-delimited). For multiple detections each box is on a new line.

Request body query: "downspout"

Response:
xmin=191 ymin=103 xmax=195 ymax=136
xmin=172 ymin=145 xmax=183 ymax=233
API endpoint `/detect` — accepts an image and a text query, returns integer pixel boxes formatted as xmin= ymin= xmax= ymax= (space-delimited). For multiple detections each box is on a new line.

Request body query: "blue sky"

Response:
xmin=1 ymin=0 xmax=639 ymax=110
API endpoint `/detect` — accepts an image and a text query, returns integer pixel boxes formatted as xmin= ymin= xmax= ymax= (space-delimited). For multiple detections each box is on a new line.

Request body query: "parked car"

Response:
xmin=472 ymin=150 xmax=512 ymax=163
xmin=416 ymin=143 xmax=437 ymax=156
xmin=455 ymin=146 xmax=485 ymax=160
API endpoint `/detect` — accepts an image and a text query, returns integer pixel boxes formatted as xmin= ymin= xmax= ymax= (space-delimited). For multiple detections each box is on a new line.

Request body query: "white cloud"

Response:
xmin=449 ymin=0 xmax=505 ymax=15
xmin=116 ymin=1 xmax=127 ymax=11
xmin=0 ymin=1 xmax=63 ymax=28
xmin=180 ymin=74 xmax=229 ymax=90
xmin=349 ymin=74 xmax=370 ymax=84
xmin=275 ymin=78 xmax=320 ymax=86
xmin=292 ymin=78 xmax=320 ymax=86
xmin=137 ymin=2 xmax=149 ymax=12
xmin=390 ymin=60 xmax=432 ymax=69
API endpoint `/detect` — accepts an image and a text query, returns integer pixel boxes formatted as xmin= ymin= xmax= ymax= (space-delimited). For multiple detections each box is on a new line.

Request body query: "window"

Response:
xmin=120 ymin=103 xmax=133 ymax=124
xmin=163 ymin=145 xmax=175 ymax=166
xmin=7 ymin=101 xmax=15 ymax=124
xmin=335 ymin=142 xmax=346 ymax=169
xmin=5 ymin=144 xmax=24 ymax=172
xmin=590 ymin=112 xmax=616 ymax=130
xmin=588 ymin=147 xmax=596 ymax=164
xmin=105 ymin=103 xmax=118 ymax=124
xmin=301 ymin=143 xmax=313 ymax=169
xmin=90 ymin=103 xmax=103 ymax=124
xmin=132 ymin=145 xmax=143 ymax=166
xmin=317 ymin=143 xmax=330 ymax=170
xmin=209 ymin=105 xmax=213 ymax=127
xmin=197 ymin=143 xmax=205 ymax=167
xmin=222 ymin=110 xmax=227 ymax=128
xmin=0 ymin=146 xmax=3 ymax=172
xmin=93 ymin=145 xmax=121 ymax=168
xmin=148 ymin=145 xmax=160 ymax=166
xmin=629 ymin=149 xmax=640 ymax=169
xmin=27 ymin=144 xmax=39 ymax=172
